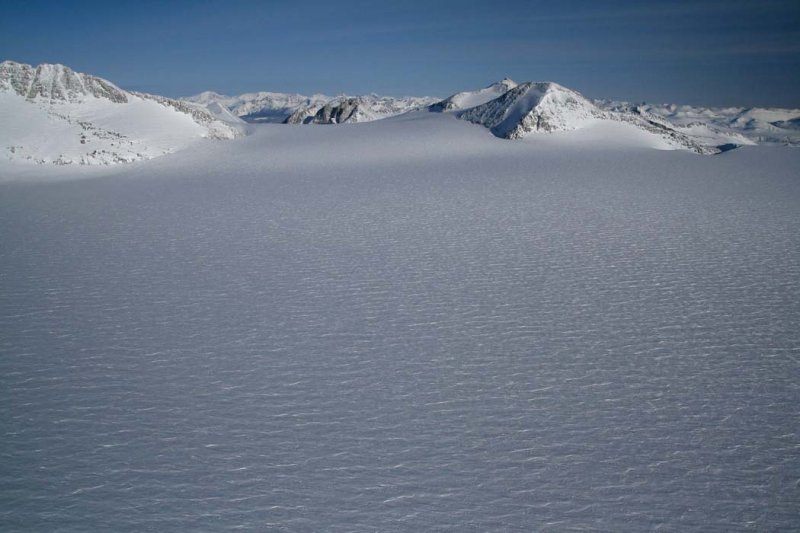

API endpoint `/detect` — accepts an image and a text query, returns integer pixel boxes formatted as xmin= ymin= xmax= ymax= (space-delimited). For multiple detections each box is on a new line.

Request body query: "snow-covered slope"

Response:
xmin=0 ymin=61 xmax=241 ymax=165
xmin=454 ymin=81 xmax=724 ymax=154
xmin=598 ymin=100 xmax=800 ymax=146
xmin=458 ymin=82 xmax=605 ymax=138
xmin=2 ymin=111 xmax=798 ymax=531
xmin=603 ymin=102 xmax=755 ymax=150
xmin=202 ymin=100 xmax=247 ymax=125
xmin=349 ymin=94 xmax=440 ymax=121
xmin=429 ymin=78 xmax=517 ymax=112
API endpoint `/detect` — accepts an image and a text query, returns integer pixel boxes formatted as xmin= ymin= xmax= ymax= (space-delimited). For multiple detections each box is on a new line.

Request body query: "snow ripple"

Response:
xmin=1 ymin=143 xmax=799 ymax=531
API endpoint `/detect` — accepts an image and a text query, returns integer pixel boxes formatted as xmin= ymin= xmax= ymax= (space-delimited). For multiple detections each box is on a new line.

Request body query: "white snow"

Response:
xmin=187 ymin=89 xmax=438 ymax=124
xmin=1 ymin=115 xmax=798 ymax=532
xmin=445 ymin=82 xmax=731 ymax=154
xmin=0 ymin=61 xmax=240 ymax=165
xmin=2 ymin=70 xmax=800 ymax=531
xmin=430 ymin=78 xmax=518 ymax=111
xmin=458 ymin=81 xmax=604 ymax=138
xmin=0 ymin=91 xmax=236 ymax=165
xmin=598 ymin=100 xmax=800 ymax=146
xmin=185 ymin=90 xmax=332 ymax=123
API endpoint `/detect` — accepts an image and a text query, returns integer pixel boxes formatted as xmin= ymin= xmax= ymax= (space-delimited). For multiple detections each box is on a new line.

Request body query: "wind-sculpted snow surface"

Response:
xmin=1 ymin=116 xmax=799 ymax=531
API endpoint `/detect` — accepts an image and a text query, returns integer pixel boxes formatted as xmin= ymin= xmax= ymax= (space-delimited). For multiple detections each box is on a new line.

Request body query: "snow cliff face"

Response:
xmin=0 ymin=61 xmax=241 ymax=166
xmin=429 ymin=78 xmax=517 ymax=112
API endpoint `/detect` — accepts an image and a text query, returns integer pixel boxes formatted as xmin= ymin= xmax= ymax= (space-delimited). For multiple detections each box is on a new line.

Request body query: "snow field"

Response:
xmin=1 ymin=119 xmax=799 ymax=530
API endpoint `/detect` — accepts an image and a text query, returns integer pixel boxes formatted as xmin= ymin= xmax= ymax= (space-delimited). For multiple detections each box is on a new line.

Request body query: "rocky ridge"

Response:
xmin=0 ymin=61 xmax=241 ymax=165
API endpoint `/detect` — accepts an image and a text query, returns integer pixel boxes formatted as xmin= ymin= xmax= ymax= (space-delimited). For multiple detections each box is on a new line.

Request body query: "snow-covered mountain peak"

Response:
xmin=429 ymin=78 xmax=519 ymax=112
xmin=458 ymin=81 xmax=604 ymax=138
xmin=1 ymin=60 xmax=241 ymax=165
xmin=454 ymin=81 xmax=728 ymax=154
xmin=0 ymin=60 xmax=128 ymax=103
xmin=492 ymin=77 xmax=518 ymax=91
xmin=186 ymin=90 xmax=230 ymax=106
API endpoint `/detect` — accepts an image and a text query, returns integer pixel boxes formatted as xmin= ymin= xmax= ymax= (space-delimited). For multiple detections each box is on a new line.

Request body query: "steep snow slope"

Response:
xmin=202 ymin=100 xmax=247 ymax=125
xmin=0 ymin=61 xmax=241 ymax=165
xmin=1 ymin=116 xmax=798 ymax=531
xmin=429 ymin=78 xmax=517 ymax=111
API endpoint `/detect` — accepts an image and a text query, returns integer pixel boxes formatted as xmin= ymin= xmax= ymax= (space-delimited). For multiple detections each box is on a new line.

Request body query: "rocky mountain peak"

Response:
xmin=1 ymin=60 xmax=128 ymax=103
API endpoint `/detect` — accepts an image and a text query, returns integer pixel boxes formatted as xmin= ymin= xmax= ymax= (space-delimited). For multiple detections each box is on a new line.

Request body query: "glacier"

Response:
xmin=1 ymin=109 xmax=799 ymax=531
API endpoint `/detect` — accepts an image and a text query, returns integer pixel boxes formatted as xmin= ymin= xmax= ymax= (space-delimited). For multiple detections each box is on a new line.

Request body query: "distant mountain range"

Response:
xmin=185 ymin=91 xmax=439 ymax=125
xmin=2 ymin=60 xmax=799 ymax=166
xmin=188 ymin=78 xmax=799 ymax=149
xmin=186 ymin=90 xmax=331 ymax=123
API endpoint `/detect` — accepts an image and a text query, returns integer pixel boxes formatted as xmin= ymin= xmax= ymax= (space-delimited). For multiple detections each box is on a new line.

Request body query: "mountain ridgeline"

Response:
xmin=187 ymin=77 xmax=798 ymax=153
xmin=2 ymin=60 xmax=799 ymax=166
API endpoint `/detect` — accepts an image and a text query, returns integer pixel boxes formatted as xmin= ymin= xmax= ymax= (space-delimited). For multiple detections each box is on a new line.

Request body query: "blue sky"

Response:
xmin=2 ymin=0 xmax=799 ymax=106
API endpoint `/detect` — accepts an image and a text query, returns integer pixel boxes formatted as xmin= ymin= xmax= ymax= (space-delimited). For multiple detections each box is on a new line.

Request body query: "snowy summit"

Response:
xmin=0 ymin=61 xmax=242 ymax=165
